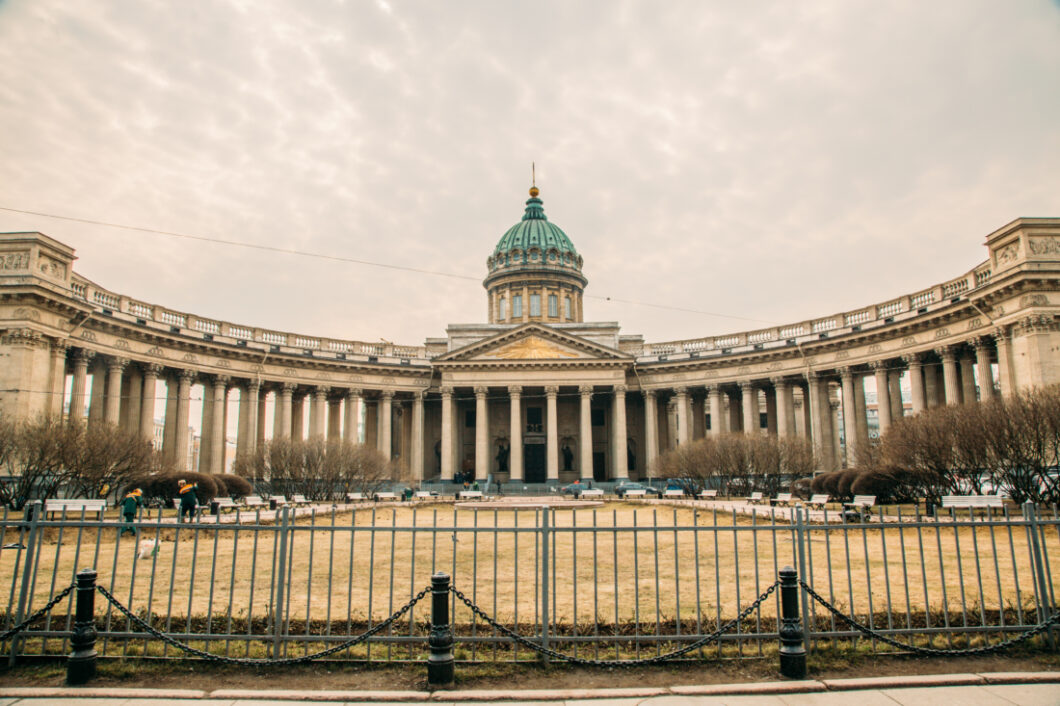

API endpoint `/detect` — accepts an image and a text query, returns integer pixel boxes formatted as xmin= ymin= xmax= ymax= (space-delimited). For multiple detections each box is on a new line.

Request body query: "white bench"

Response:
xmin=414 ymin=491 xmax=434 ymax=499
xmin=748 ymin=492 xmax=765 ymax=504
xmin=346 ymin=492 xmax=366 ymax=502
xmin=623 ymin=489 xmax=647 ymax=497
xmin=457 ymin=490 xmax=484 ymax=499
xmin=242 ymin=497 xmax=266 ymax=510
xmin=807 ymin=494 xmax=830 ymax=509
xmin=698 ymin=489 xmax=718 ymax=499
xmin=942 ymin=495 xmax=1004 ymax=509
xmin=211 ymin=498 xmax=239 ymax=514
xmin=44 ymin=499 xmax=106 ymax=518
xmin=290 ymin=494 xmax=310 ymax=505
xmin=663 ymin=489 xmax=685 ymax=498
xmin=372 ymin=491 xmax=398 ymax=501
xmin=579 ymin=488 xmax=604 ymax=497
xmin=269 ymin=495 xmax=288 ymax=507
xmin=843 ymin=495 xmax=876 ymax=522
xmin=774 ymin=493 xmax=794 ymax=506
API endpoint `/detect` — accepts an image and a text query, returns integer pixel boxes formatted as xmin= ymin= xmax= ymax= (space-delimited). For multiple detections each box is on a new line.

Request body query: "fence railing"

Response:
xmin=1 ymin=500 xmax=1056 ymax=664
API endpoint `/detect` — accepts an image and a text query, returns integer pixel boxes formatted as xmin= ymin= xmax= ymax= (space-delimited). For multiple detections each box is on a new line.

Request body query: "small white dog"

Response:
xmin=137 ymin=539 xmax=161 ymax=559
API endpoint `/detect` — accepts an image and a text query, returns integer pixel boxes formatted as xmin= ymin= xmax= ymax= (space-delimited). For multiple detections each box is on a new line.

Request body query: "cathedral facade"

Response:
xmin=1 ymin=190 xmax=1059 ymax=483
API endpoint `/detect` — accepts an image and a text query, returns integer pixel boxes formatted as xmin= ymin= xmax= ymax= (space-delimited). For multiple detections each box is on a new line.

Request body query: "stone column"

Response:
xmin=174 ymin=370 xmax=194 ymax=471
xmin=740 ymin=382 xmax=758 ymax=434
xmin=210 ymin=376 xmax=229 ymax=474
xmin=277 ymin=383 xmax=294 ymax=438
xmin=830 ymin=398 xmax=843 ymax=470
xmin=992 ymin=327 xmax=1014 ymax=397
xmin=378 ymin=390 xmax=393 ymax=461
xmin=973 ymin=337 xmax=995 ymax=401
xmin=871 ymin=361 xmax=891 ymax=435
xmin=708 ymin=386 xmax=724 ymax=436
xmin=122 ymin=364 xmax=141 ymax=433
xmin=773 ymin=378 xmax=793 ymax=437
xmin=666 ymin=399 xmax=678 ymax=448
xmin=611 ymin=385 xmax=628 ymax=480
xmin=643 ymin=389 xmax=658 ymax=476
xmin=959 ymin=352 xmax=977 ymax=403
xmin=853 ymin=373 xmax=869 ymax=447
xmin=692 ymin=393 xmax=706 ymax=439
xmin=236 ymin=385 xmax=250 ymax=457
xmin=440 ymin=387 xmax=454 ymax=481
xmin=888 ymin=370 xmax=904 ymax=419
xmin=474 ymin=386 xmax=489 ymax=480
xmin=327 ymin=397 xmax=342 ymax=439
xmin=838 ymin=367 xmax=858 ymax=467
xmin=199 ymin=381 xmax=215 ymax=474
xmin=508 ymin=385 xmax=523 ymax=481
xmin=291 ymin=393 xmax=305 ymax=440
xmin=87 ymin=358 xmax=105 ymax=426
xmin=69 ymin=349 xmax=93 ymax=422
xmin=163 ymin=376 xmax=177 ymax=460
xmin=48 ymin=341 xmax=69 ymax=417
xmin=674 ymin=386 xmax=689 ymax=445
xmin=903 ymin=354 xmax=927 ymax=414
xmin=411 ymin=391 xmax=425 ymax=481
xmin=938 ymin=346 xmax=960 ymax=405
xmin=140 ymin=364 xmax=161 ymax=440
xmin=244 ymin=381 xmax=260 ymax=455
xmin=344 ymin=389 xmax=362 ymax=442
xmin=764 ymin=386 xmax=778 ymax=435
xmin=309 ymin=386 xmax=328 ymax=438
xmin=104 ymin=357 xmax=127 ymax=425
xmin=807 ymin=373 xmax=827 ymax=470
xmin=546 ymin=386 xmax=560 ymax=481
xmin=257 ymin=387 xmax=269 ymax=446
xmin=923 ymin=363 xmax=940 ymax=408
xmin=727 ymin=390 xmax=741 ymax=432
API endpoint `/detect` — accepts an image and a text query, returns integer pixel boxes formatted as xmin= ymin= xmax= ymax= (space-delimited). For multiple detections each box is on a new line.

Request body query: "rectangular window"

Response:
xmin=564 ymin=296 xmax=572 ymax=319
xmin=512 ymin=294 xmax=522 ymax=317
xmin=530 ymin=293 xmax=541 ymax=316
xmin=498 ymin=297 xmax=507 ymax=320
xmin=526 ymin=407 xmax=543 ymax=433
xmin=548 ymin=294 xmax=558 ymax=317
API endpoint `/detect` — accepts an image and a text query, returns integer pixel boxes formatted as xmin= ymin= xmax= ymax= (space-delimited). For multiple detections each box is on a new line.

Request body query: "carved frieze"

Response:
xmin=182 ymin=353 xmax=198 ymax=363
xmin=966 ymin=318 xmax=982 ymax=331
xmin=38 ymin=255 xmax=67 ymax=279
xmin=146 ymin=346 xmax=165 ymax=357
xmin=995 ymin=242 xmax=1020 ymax=266
xmin=0 ymin=251 xmax=30 ymax=271
xmin=1027 ymin=237 xmax=1060 ymax=256
xmin=78 ymin=330 xmax=97 ymax=342
xmin=933 ymin=328 xmax=951 ymax=339
xmin=834 ymin=351 xmax=850 ymax=361
xmin=868 ymin=344 xmax=883 ymax=354
xmin=11 ymin=307 xmax=41 ymax=321
xmin=1016 ymin=314 xmax=1059 ymax=334
xmin=1 ymin=328 xmax=45 ymax=347
xmin=113 ymin=338 xmax=130 ymax=350
xmin=902 ymin=336 xmax=917 ymax=346
xmin=215 ymin=359 xmax=231 ymax=368
xmin=282 ymin=367 xmax=297 ymax=377
xmin=1020 ymin=294 xmax=1049 ymax=307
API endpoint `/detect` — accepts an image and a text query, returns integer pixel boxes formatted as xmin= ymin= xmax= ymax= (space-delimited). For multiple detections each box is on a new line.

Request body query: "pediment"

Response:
xmin=438 ymin=324 xmax=629 ymax=363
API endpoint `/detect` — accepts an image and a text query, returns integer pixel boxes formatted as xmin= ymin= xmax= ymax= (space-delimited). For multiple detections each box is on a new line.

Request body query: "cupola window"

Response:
xmin=548 ymin=294 xmax=558 ymax=317
xmin=530 ymin=293 xmax=541 ymax=317
xmin=499 ymin=296 xmax=507 ymax=321
xmin=564 ymin=296 xmax=572 ymax=319
xmin=512 ymin=294 xmax=523 ymax=318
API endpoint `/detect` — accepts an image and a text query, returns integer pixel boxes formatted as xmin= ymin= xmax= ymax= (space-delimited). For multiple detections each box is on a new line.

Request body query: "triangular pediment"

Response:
xmin=437 ymin=324 xmax=630 ymax=363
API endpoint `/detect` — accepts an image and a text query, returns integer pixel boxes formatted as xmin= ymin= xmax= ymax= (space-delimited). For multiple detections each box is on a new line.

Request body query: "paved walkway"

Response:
xmin=2 ymin=672 xmax=1058 ymax=705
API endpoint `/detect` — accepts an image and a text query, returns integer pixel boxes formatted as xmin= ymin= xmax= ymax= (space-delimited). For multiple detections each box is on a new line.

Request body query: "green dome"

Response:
xmin=491 ymin=194 xmax=580 ymax=264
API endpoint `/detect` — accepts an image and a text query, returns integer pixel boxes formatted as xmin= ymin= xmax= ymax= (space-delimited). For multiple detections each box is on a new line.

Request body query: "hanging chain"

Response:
xmin=799 ymin=579 xmax=1060 ymax=656
xmin=448 ymin=580 xmax=779 ymax=666
xmin=0 ymin=583 xmax=76 ymax=643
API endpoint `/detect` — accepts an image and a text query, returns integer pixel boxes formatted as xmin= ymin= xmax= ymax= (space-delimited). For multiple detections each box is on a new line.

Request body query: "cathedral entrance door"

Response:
xmin=524 ymin=442 xmax=546 ymax=483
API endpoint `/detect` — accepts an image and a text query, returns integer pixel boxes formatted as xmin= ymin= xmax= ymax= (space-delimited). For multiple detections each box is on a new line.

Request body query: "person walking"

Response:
xmin=120 ymin=488 xmax=143 ymax=537
xmin=177 ymin=480 xmax=198 ymax=523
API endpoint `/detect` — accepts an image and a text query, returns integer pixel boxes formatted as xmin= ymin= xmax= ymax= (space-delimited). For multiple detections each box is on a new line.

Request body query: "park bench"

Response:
xmin=843 ymin=495 xmax=876 ymax=522
xmin=269 ymin=495 xmax=288 ymax=509
xmin=747 ymin=492 xmax=765 ymax=504
xmin=210 ymin=498 xmax=239 ymax=515
xmin=663 ymin=489 xmax=685 ymax=498
xmin=458 ymin=490 xmax=484 ymax=499
xmin=623 ymin=489 xmax=647 ymax=497
xmin=44 ymin=499 xmax=106 ymax=519
xmin=414 ymin=491 xmax=435 ymax=499
xmin=372 ymin=491 xmax=398 ymax=501
xmin=698 ymin=489 xmax=718 ymax=499
xmin=346 ymin=492 xmax=366 ymax=502
xmin=290 ymin=494 xmax=310 ymax=505
xmin=941 ymin=495 xmax=1004 ymax=516
xmin=579 ymin=488 xmax=604 ymax=497
xmin=773 ymin=492 xmax=794 ymax=506
xmin=242 ymin=497 xmax=266 ymax=510
xmin=807 ymin=494 xmax=830 ymax=509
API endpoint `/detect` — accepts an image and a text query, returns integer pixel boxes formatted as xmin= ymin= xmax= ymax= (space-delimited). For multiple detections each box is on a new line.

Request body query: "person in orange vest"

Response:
xmin=177 ymin=479 xmax=198 ymax=523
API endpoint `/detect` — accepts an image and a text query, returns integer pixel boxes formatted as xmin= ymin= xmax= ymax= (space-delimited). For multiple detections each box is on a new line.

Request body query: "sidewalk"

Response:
xmin=2 ymin=672 xmax=1058 ymax=705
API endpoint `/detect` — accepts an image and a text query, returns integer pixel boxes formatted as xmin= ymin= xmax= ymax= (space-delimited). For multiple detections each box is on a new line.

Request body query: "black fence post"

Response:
xmin=427 ymin=572 xmax=454 ymax=688
xmin=67 ymin=568 xmax=98 ymax=685
xmin=778 ymin=566 xmax=807 ymax=679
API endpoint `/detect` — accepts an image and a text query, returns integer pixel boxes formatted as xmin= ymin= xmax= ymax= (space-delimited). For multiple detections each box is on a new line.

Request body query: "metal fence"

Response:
xmin=2 ymin=499 xmax=1057 ymax=663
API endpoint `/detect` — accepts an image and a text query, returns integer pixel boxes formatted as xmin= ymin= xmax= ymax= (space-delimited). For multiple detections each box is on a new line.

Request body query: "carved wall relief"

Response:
xmin=0 ymin=251 xmax=30 ymax=271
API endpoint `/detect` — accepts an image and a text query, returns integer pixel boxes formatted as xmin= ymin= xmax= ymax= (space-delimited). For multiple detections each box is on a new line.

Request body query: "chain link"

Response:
xmin=95 ymin=584 xmax=431 ymax=665
xmin=799 ymin=579 xmax=1060 ymax=656
xmin=0 ymin=583 xmax=76 ymax=643
xmin=448 ymin=580 xmax=779 ymax=666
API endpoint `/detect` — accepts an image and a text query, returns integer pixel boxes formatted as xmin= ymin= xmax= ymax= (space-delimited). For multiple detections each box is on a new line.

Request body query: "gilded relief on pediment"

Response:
xmin=481 ymin=335 xmax=584 ymax=360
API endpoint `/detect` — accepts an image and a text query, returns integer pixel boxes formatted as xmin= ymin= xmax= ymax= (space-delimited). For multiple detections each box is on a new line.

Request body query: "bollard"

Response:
xmin=427 ymin=572 xmax=454 ymax=687
xmin=778 ymin=566 xmax=807 ymax=679
xmin=67 ymin=568 xmax=98 ymax=685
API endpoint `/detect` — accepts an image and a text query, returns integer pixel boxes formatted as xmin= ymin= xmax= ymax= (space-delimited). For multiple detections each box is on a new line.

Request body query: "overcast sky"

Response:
xmin=2 ymin=0 xmax=1059 ymax=348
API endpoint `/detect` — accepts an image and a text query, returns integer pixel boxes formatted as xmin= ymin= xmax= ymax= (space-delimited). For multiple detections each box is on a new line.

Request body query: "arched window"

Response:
xmin=548 ymin=294 xmax=558 ymax=317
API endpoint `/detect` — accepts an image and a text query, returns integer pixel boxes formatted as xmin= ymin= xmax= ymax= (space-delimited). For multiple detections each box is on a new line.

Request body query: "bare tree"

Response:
xmin=65 ymin=422 xmax=155 ymax=499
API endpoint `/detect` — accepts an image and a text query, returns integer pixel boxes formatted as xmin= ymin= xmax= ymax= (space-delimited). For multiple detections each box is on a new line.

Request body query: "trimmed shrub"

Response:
xmin=214 ymin=474 xmax=253 ymax=499
xmin=790 ymin=477 xmax=812 ymax=499
xmin=811 ymin=471 xmax=841 ymax=495
xmin=127 ymin=471 xmax=219 ymax=507
xmin=834 ymin=469 xmax=862 ymax=500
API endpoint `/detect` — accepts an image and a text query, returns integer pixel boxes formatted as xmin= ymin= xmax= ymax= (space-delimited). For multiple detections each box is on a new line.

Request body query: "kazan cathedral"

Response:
xmin=1 ymin=187 xmax=1059 ymax=485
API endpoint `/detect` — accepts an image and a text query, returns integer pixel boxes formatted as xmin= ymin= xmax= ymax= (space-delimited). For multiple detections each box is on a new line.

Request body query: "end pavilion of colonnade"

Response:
xmin=1 ymin=192 xmax=1058 ymax=485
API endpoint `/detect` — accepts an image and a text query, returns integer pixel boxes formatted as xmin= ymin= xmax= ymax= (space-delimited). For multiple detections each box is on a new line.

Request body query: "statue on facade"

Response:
xmin=562 ymin=444 xmax=574 ymax=471
xmin=496 ymin=442 xmax=509 ymax=473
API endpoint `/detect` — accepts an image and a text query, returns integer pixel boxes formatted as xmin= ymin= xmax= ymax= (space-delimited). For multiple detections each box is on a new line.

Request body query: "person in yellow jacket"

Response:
xmin=177 ymin=480 xmax=198 ymax=523
xmin=120 ymin=488 xmax=143 ymax=536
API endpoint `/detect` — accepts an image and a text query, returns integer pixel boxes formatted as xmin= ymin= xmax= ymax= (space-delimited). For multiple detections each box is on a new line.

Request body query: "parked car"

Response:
xmin=614 ymin=481 xmax=662 ymax=498
xmin=559 ymin=482 xmax=589 ymax=497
